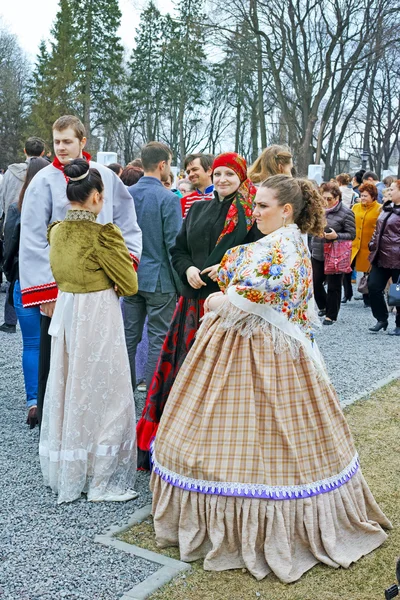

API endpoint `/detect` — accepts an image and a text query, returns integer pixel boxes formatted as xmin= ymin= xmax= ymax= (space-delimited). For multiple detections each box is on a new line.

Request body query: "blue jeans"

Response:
xmin=13 ymin=280 xmax=41 ymax=408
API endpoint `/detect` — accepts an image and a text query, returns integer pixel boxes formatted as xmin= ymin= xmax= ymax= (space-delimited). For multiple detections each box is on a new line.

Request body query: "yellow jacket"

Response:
xmin=351 ymin=201 xmax=381 ymax=272
xmin=48 ymin=210 xmax=138 ymax=297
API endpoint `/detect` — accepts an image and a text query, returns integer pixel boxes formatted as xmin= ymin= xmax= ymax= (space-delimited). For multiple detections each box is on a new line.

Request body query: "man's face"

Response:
xmin=53 ymin=127 xmax=86 ymax=165
xmin=186 ymin=158 xmax=212 ymax=190
xmin=160 ymin=157 xmax=172 ymax=181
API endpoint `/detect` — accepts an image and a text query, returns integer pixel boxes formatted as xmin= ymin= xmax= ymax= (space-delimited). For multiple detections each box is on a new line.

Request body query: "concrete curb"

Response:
xmin=341 ymin=369 xmax=400 ymax=408
xmin=95 ymin=504 xmax=191 ymax=600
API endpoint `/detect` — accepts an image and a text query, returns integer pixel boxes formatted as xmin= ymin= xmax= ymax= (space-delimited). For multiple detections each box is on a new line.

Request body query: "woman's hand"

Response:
xmin=201 ymin=264 xmax=220 ymax=282
xmin=40 ymin=301 xmax=56 ymax=318
xmin=324 ymin=228 xmax=338 ymax=240
xmin=186 ymin=266 xmax=207 ymax=289
xmin=204 ymin=291 xmax=226 ymax=313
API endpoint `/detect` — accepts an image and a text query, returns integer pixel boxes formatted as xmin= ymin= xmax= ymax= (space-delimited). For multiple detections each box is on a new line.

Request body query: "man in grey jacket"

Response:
xmin=0 ymin=137 xmax=45 ymax=333
xmin=124 ymin=142 xmax=182 ymax=392
xmin=19 ymin=115 xmax=142 ymax=424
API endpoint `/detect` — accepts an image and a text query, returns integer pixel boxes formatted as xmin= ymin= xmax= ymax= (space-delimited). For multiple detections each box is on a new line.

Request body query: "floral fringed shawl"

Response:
xmin=217 ymin=224 xmax=325 ymax=370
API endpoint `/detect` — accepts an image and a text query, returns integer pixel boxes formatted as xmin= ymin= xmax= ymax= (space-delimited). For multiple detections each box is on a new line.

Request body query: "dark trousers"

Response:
xmin=123 ymin=284 xmax=176 ymax=391
xmin=342 ymin=270 xmax=354 ymax=301
xmin=312 ymin=258 xmax=342 ymax=321
xmin=368 ymin=265 xmax=400 ymax=327
xmin=4 ymin=281 xmax=17 ymax=326
xmin=37 ymin=315 xmax=51 ymax=425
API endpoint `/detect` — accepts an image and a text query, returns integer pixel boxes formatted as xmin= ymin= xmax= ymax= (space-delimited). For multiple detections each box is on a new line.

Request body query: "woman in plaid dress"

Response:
xmin=150 ymin=175 xmax=390 ymax=582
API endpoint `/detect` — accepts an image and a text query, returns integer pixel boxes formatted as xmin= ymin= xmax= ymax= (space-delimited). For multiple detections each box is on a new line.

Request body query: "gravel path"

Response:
xmin=0 ymin=287 xmax=398 ymax=599
xmin=0 ymin=290 xmax=155 ymax=600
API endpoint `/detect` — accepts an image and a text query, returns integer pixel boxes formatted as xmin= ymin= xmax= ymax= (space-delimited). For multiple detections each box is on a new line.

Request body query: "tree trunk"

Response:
xmin=250 ymin=0 xmax=266 ymax=149
xmin=235 ymin=100 xmax=241 ymax=153
xmin=250 ymin=98 xmax=259 ymax=162
xmin=315 ymin=120 xmax=326 ymax=165
xmin=297 ymin=117 xmax=317 ymax=175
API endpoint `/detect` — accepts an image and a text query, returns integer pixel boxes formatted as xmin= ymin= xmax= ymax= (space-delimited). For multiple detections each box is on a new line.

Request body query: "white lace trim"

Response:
xmin=39 ymin=439 xmax=136 ymax=462
xmin=151 ymin=444 xmax=360 ymax=499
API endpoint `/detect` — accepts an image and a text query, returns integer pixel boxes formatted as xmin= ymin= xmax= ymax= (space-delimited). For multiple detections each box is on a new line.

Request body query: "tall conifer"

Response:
xmin=71 ymin=0 xmax=124 ymax=146
xmin=29 ymin=0 xmax=78 ymax=146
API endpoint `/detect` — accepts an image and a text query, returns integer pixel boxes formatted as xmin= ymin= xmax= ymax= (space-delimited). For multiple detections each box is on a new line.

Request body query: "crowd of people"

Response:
xmin=0 ymin=117 xmax=398 ymax=582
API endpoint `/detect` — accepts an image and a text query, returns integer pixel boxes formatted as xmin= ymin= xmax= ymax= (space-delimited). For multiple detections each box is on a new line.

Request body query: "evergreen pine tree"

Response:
xmin=125 ymin=1 xmax=165 ymax=144
xmin=71 ymin=0 xmax=124 ymax=147
xmin=29 ymin=0 xmax=79 ymax=147
xmin=162 ymin=0 xmax=209 ymax=165
xmin=29 ymin=40 xmax=53 ymax=146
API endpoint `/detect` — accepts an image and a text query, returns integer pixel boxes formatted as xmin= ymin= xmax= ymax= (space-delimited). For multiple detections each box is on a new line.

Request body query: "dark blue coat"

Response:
xmin=128 ymin=176 xmax=182 ymax=293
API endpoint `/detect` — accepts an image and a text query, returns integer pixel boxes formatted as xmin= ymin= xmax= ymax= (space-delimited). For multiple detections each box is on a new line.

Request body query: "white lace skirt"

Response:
xmin=39 ymin=288 xmax=137 ymax=504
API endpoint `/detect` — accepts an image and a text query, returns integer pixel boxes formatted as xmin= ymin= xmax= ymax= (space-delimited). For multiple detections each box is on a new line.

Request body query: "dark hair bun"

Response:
xmin=64 ymin=158 xmax=90 ymax=181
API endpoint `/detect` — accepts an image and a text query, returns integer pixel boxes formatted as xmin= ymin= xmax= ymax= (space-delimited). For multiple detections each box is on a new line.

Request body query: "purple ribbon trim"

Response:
xmin=151 ymin=445 xmax=360 ymax=501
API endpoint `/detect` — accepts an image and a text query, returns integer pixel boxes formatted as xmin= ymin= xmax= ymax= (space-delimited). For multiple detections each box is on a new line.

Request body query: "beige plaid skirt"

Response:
xmin=151 ymin=310 xmax=391 ymax=581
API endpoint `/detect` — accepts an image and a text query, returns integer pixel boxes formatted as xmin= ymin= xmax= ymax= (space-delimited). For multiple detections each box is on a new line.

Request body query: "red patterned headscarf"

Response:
xmin=212 ymin=152 xmax=247 ymax=184
xmin=212 ymin=152 xmax=256 ymax=244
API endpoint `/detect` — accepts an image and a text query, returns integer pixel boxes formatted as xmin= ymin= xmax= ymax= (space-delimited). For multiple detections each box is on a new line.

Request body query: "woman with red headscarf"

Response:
xmin=136 ymin=153 xmax=260 ymax=469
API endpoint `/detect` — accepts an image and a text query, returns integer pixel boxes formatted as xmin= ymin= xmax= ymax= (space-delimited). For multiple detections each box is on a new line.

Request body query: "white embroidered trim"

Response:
xmin=39 ymin=439 xmax=135 ymax=462
xmin=151 ymin=445 xmax=359 ymax=499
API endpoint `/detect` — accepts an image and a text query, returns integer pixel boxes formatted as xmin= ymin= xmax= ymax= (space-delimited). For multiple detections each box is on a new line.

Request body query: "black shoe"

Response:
xmin=369 ymin=321 xmax=388 ymax=332
xmin=323 ymin=318 xmax=335 ymax=325
xmin=318 ymin=309 xmax=326 ymax=317
xmin=388 ymin=327 xmax=400 ymax=336
xmin=341 ymin=297 xmax=352 ymax=304
xmin=0 ymin=323 xmax=16 ymax=333
xmin=26 ymin=406 xmax=38 ymax=429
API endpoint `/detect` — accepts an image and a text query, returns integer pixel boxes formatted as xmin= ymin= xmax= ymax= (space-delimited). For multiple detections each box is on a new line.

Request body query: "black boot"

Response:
xmin=0 ymin=323 xmax=16 ymax=333
xmin=388 ymin=327 xmax=400 ymax=336
xmin=369 ymin=321 xmax=388 ymax=332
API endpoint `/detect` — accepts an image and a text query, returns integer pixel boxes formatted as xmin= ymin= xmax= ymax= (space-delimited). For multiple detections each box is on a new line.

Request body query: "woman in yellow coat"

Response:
xmin=343 ymin=182 xmax=381 ymax=305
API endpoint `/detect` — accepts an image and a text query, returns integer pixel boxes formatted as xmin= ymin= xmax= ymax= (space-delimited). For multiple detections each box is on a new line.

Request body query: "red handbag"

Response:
xmin=323 ymin=240 xmax=352 ymax=274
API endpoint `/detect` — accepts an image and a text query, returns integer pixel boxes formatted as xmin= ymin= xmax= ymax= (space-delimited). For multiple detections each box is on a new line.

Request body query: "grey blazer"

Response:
xmin=128 ymin=176 xmax=182 ymax=293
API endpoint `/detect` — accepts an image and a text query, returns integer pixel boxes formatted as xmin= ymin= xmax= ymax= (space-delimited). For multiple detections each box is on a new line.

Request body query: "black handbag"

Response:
xmin=388 ymin=276 xmax=400 ymax=307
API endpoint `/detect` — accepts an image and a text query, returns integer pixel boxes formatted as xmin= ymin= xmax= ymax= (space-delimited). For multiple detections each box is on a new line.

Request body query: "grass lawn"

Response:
xmin=120 ymin=379 xmax=400 ymax=600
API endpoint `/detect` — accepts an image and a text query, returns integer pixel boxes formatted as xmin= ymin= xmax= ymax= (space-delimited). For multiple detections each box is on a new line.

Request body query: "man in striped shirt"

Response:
xmin=182 ymin=153 xmax=214 ymax=217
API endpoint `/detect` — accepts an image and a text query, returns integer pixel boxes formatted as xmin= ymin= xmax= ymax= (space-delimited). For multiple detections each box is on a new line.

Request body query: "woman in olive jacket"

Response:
xmin=311 ymin=182 xmax=356 ymax=324
xmin=367 ymin=180 xmax=400 ymax=335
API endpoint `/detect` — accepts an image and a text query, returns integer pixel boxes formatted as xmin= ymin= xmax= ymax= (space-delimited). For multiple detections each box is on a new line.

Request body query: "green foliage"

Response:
xmin=28 ymin=0 xmax=123 ymax=153
xmin=72 ymin=0 xmax=124 ymax=138
xmin=126 ymin=1 xmax=165 ymax=142
xmin=125 ymin=0 xmax=210 ymax=165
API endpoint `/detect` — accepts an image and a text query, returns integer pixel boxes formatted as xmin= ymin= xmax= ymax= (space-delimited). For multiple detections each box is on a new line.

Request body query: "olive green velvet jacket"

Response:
xmin=48 ymin=210 xmax=138 ymax=297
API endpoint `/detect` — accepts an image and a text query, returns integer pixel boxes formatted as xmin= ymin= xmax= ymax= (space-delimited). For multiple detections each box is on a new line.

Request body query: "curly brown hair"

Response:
xmin=358 ymin=182 xmax=378 ymax=201
xmin=261 ymin=175 xmax=326 ymax=235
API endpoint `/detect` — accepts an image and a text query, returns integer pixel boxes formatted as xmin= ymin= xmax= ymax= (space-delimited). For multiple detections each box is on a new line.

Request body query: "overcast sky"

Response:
xmin=0 ymin=0 xmax=174 ymax=61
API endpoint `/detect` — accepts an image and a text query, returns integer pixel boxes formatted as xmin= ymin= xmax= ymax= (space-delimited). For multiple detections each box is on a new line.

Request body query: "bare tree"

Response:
xmin=210 ymin=0 xmax=400 ymax=174
xmin=0 ymin=25 xmax=31 ymax=169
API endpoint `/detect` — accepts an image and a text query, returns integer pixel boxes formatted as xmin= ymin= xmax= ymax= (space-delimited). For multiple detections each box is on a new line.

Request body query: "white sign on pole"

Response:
xmin=97 ymin=152 xmax=118 ymax=165
xmin=308 ymin=165 xmax=324 ymax=184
